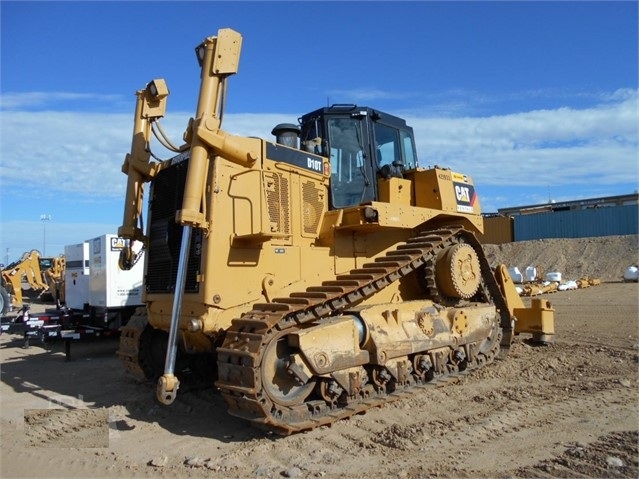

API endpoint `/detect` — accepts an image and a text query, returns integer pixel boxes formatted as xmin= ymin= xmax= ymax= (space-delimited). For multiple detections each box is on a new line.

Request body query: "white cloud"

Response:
xmin=408 ymin=88 xmax=638 ymax=187
xmin=0 ymin=90 xmax=639 ymax=260
xmin=1 ymin=89 xmax=635 ymax=200
xmin=0 ymin=111 xmax=134 ymax=199
xmin=325 ymin=87 xmax=414 ymax=103
xmin=1 ymin=92 xmax=125 ymax=110
xmin=0 ymin=111 xmax=296 ymax=201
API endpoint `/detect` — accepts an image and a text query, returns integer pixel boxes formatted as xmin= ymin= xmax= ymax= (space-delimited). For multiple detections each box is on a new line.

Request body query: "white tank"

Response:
xmin=524 ymin=266 xmax=538 ymax=282
xmin=623 ymin=266 xmax=639 ymax=282
xmin=546 ymin=272 xmax=562 ymax=282
xmin=559 ymin=281 xmax=578 ymax=291
xmin=508 ymin=267 xmax=523 ymax=284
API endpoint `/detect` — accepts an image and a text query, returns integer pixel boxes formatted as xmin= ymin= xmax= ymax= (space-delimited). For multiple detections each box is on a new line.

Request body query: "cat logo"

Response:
xmin=110 ymin=237 xmax=127 ymax=251
xmin=455 ymin=185 xmax=471 ymax=202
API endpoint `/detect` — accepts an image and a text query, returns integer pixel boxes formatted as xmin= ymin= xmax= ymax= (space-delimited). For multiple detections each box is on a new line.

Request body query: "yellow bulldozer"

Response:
xmin=116 ymin=28 xmax=554 ymax=435
xmin=0 ymin=249 xmax=65 ymax=309
xmin=40 ymin=255 xmax=66 ymax=305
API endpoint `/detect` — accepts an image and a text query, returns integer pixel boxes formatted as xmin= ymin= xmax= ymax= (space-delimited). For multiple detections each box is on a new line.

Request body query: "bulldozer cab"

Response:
xmin=299 ymin=105 xmax=418 ymax=209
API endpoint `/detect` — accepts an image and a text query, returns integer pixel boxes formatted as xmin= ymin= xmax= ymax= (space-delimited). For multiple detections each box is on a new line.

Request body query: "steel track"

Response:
xmin=117 ymin=309 xmax=151 ymax=381
xmin=215 ymin=226 xmax=512 ymax=434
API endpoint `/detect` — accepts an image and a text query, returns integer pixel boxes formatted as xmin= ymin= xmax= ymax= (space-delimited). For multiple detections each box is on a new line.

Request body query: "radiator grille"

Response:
xmin=265 ymin=172 xmax=290 ymax=235
xmin=302 ymin=180 xmax=323 ymax=234
xmin=145 ymin=158 xmax=201 ymax=294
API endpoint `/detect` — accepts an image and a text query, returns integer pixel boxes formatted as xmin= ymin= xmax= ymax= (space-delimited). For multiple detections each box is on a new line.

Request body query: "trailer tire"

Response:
xmin=0 ymin=286 xmax=10 ymax=316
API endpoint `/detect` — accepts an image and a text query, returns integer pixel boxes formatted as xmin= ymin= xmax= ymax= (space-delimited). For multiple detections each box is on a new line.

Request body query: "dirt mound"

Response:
xmin=482 ymin=235 xmax=638 ymax=282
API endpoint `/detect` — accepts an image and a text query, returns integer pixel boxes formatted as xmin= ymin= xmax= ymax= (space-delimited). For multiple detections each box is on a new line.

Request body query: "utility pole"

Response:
xmin=40 ymin=214 xmax=51 ymax=256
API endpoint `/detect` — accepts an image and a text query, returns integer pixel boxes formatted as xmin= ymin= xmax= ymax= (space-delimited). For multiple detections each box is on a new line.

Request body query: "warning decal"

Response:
xmin=452 ymin=172 xmax=469 ymax=183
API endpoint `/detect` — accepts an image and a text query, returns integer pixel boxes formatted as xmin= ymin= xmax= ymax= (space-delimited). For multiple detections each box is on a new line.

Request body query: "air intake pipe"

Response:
xmin=272 ymin=123 xmax=300 ymax=149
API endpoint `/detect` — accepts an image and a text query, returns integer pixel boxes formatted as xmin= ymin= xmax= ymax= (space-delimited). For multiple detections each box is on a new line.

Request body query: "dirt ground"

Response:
xmin=1 ymin=236 xmax=638 ymax=479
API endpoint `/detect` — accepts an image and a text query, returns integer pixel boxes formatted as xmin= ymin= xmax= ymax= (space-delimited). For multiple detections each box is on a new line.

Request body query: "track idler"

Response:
xmin=435 ymin=243 xmax=481 ymax=299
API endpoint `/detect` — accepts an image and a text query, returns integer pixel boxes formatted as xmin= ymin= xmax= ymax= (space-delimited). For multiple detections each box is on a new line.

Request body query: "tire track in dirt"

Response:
xmin=515 ymin=430 xmax=638 ymax=478
xmin=24 ymin=408 xmax=109 ymax=448
xmin=185 ymin=338 xmax=638 ymax=478
xmin=2 ymin=280 xmax=637 ymax=479
xmin=389 ymin=387 xmax=636 ymax=474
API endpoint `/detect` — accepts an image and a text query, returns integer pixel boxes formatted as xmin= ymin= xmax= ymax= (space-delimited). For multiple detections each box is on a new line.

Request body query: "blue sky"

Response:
xmin=1 ymin=1 xmax=637 ymax=262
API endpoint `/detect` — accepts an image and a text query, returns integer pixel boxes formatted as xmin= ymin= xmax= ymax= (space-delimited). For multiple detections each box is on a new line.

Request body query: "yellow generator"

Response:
xmin=117 ymin=28 xmax=554 ymax=435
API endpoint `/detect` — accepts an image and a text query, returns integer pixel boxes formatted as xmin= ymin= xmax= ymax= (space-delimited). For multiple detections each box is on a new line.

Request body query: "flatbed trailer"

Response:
xmin=1 ymin=305 xmax=130 ymax=359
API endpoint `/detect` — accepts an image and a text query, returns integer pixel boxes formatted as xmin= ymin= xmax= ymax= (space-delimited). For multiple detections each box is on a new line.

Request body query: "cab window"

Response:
xmin=328 ymin=118 xmax=370 ymax=208
xmin=374 ymin=123 xmax=417 ymax=171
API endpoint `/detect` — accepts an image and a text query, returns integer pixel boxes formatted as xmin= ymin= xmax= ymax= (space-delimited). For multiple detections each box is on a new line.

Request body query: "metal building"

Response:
xmin=484 ymin=193 xmax=639 ymax=242
xmin=513 ymin=204 xmax=638 ymax=241
xmin=498 ymin=193 xmax=638 ymax=216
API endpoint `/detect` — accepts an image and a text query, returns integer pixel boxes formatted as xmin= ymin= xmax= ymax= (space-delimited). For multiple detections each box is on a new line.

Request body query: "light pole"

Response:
xmin=40 ymin=214 xmax=51 ymax=256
